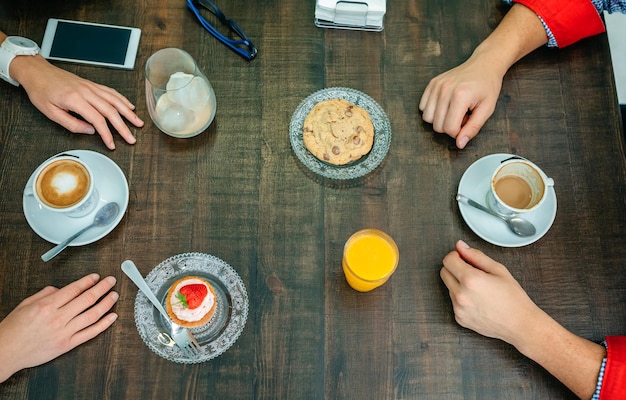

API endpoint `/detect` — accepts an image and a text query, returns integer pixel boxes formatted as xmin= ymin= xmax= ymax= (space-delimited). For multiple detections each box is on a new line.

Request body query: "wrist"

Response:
xmin=467 ymin=43 xmax=511 ymax=81
xmin=507 ymin=307 xmax=562 ymax=358
xmin=10 ymin=54 xmax=48 ymax=87
xmin=0 ymin=329 xmax=23 ymax=382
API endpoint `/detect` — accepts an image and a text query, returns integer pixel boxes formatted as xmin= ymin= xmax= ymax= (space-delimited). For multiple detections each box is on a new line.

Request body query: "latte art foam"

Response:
xmin=36 ymin=159 xmax=91 ymax=208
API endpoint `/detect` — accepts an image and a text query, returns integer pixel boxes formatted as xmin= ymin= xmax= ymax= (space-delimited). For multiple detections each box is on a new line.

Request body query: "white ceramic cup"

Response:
xmin=26 ymin=154 xmax=99 ymax=218
xmin=486 ymin=157 xmax=554 ymax=215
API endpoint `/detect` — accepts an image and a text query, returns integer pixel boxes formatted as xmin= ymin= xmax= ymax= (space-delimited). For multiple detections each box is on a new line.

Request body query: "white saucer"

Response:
xmin=457 ymin=153 xmax=557 ymax=247
xmin=23 ymin=150 xmax=129 ymax=246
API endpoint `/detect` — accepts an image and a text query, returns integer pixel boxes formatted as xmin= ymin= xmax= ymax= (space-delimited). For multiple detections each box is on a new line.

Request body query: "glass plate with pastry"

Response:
xmin=132 ymin=252 xmax=248 ymax=364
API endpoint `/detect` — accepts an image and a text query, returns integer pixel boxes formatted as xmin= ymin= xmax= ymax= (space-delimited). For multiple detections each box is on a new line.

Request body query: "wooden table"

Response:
xmin=1 ymin=1 xmax=625 ymax=399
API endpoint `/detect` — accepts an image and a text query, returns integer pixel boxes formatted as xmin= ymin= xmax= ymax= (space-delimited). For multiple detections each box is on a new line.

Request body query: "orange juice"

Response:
xmin=342 ymin=229 xmax=399 ymax=292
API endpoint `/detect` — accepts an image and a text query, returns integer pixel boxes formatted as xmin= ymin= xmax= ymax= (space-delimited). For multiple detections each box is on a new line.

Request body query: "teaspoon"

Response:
xmin=456 ymin=194 xmax=536 ymax=237
xmin=41 ymin=202 xmax=120 ymax=262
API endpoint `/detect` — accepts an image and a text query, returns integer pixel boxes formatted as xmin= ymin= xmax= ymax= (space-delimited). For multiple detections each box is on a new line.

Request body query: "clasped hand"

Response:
xmin=440 ymin=240 xmax=541 ymax=345
xmin=419 ymin=53 xmax=503 ymax=150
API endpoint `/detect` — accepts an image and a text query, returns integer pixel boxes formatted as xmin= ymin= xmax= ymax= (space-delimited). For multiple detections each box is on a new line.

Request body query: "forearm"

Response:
xmin=468 ymin=3 xmax=547 ymax=79
xmin=511 ymin=310 xmax=605 ymax=399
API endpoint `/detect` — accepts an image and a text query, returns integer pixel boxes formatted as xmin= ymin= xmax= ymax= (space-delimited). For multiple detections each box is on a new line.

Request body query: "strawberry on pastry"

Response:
xmin=178 ymin=284 xmax=208 ymax=309
xmin=166 ymin=276 xmax=217 ymax=328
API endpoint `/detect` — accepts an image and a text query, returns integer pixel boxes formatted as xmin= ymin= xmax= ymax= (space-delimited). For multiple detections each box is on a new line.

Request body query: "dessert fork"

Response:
xmin=121 ymin=260 xmax=201 ymax=358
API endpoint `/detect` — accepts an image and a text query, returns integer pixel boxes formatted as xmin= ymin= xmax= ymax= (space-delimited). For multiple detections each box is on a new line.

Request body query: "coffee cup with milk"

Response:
xmin=26 ymin=154 xmax=99 ymax=218
xmin=486 ymin=157 xmax=554 ymax=216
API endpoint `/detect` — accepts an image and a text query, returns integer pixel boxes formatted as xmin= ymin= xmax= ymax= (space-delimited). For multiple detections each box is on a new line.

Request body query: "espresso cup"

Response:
xmin=27 ymin=154 xmax=99 ymax=218
xmin=486 ymin=157 xmax=554 ymax=215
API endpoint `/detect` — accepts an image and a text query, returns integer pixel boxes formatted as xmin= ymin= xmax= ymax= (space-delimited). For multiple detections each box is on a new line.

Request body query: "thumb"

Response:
xmin=455 ymin=240 xmax=508 ymax=276
xmin=455 ymin=103 xmax=494 ymax=149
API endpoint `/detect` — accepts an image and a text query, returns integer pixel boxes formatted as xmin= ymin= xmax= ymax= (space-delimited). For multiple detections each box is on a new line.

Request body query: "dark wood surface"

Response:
xmin=1 ymin=1 xmax=625 ymax=399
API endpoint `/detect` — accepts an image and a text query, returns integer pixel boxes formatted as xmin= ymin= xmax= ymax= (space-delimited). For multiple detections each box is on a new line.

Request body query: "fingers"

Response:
xmin=440 ymin=264 xmax=459 ymax=292
xmin=67 ymin=290 xmax=119 ymax=336
xmin=49 ymin=273 xmax=101 ymax=308
xmin=420 ymin=79 xmax=473 ymax=146
xmin=70 ymin=312 xmax=118 ymax=349
xmin=38 ymin=94 xmax=135 ymax=151
xmin=442 ymin=240 xmax=504 ymax=283
xmin=419 ymin=80 xmax=448 ymax=130
xmin=455 ymin=240 xmax=508 ymax=275
xmin=455 ymin=102 xmax=495 ymax=149
xmin=24 ymin=66 xmax=141 ymax=150
xmin=442 ymin=248 xmax=469 ymax=283
xmin=418 ymin=83 xmax=435 ymax=119
xmin=61 ymin=276 xmax=117 ymax=318
xmin=44 ymin=105 xmax=97 ymax=136
xmin=80 ymin=84 xmax=142 ymax=146
xmin=65 ymin=92 xmax=121 ymax=150
xmin=94 ymin=84 xmax=144 ymax=128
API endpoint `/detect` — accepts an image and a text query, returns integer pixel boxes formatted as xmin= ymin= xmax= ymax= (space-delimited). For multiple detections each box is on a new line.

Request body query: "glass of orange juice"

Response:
xmin=342 ymin=229 xmax=399 ymax=292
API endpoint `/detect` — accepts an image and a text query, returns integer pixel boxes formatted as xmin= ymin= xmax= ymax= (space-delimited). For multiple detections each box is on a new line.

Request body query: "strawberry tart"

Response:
xmin=166 ymin=276 xmax=217 ymax=328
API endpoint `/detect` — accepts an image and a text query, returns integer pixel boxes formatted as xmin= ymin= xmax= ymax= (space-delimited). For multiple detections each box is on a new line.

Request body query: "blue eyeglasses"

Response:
xmin=186 ymin=0 xmax=257 ymax=61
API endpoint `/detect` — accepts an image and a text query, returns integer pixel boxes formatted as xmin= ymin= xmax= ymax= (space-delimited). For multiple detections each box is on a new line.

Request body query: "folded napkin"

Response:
xmin=315 ymin=0 xmax=386 ymax=31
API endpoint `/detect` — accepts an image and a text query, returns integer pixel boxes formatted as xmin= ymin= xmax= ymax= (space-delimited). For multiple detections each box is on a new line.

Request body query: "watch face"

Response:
xmin=7 ymin=36 xmax=39 ymax=51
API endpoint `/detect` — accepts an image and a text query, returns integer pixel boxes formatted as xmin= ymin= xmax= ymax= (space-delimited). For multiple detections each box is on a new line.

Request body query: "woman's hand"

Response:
xmin=0 ymin=274 xmax=119 ymax=382
xmin=11 ymin=54 xmax=143 ymax=150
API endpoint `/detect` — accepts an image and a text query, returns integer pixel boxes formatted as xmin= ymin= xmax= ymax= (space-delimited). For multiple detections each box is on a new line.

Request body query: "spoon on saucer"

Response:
xmin=41 ymin=202 xmax=120 ymax=262
xmin=456 ymin=194 xmax=536 ymax=237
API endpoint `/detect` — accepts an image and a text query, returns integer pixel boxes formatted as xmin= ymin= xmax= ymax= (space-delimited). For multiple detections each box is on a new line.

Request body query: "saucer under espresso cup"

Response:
xmin=25 ymin=154 xmax=98 ymax=218
xmin=457 ymin=154 xmax=557 ymax=247
xmin=23 ymin=150 xmax=129 ymax=246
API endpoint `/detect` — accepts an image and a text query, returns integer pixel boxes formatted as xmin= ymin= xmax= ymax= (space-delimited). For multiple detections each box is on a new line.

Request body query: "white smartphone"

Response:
xmin=40 ymin=18 xmax=141 ymax=70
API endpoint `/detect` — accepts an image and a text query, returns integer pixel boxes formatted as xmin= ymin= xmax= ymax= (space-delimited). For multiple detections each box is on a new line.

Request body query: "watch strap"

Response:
xmin=0 ymin=37 xmax=40 ymax=86
xmin=0 ymin=44 xmax=20 ymax=86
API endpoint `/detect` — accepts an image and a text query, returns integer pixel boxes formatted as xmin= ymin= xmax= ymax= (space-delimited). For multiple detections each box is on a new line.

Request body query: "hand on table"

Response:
xmin=419 ymin=4 xmax=550 ymax=150
xmin=440 ymin=240 xmax=542 ymax=345
xmin=11 ymin=55 xmax=144 ymax=150
xmin=0 ymin=274 xmax=118 ymax=382
xmin=441 ymin=241 xmax=607 ymax=399
xmin=419 ymin=54 xmax=503 ymax=149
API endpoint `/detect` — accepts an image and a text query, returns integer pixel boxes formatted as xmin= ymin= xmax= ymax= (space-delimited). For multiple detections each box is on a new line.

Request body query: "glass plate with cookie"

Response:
xmin=289 ymin=87 xmax=392 ymax=180
xmin=132 ymin=253 xmax=249 ymax=364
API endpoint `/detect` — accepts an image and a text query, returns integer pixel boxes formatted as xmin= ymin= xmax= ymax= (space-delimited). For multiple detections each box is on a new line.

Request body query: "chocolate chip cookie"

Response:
xmin=303 ymin=98 xmax=374 ymax=165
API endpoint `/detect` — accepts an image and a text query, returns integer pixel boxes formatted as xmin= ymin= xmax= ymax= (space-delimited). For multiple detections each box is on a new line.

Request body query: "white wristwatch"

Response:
xmin=0 ymin=36 xmax=40 ymax=86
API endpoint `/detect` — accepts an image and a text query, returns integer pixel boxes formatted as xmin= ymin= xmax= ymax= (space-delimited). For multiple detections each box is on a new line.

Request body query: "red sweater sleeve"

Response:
xmin=511 ymin=0 xmax=605 ymax=47
xmin=600 ymin=336 xmax=626 ymax=400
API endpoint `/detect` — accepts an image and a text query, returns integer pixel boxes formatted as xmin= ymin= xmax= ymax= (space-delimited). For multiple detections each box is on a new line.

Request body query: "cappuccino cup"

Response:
xmin=27 ymin=154 xmax=99 ymax=218
xmin=486 ymin=157 xmax=554 ymax=215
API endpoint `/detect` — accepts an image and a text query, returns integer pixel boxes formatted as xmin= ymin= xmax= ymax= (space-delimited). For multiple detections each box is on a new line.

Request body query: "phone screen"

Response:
xmin=48 ymin=21 xmax=132 ymax=65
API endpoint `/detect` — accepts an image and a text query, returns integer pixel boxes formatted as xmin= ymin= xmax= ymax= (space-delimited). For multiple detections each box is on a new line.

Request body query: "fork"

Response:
xmin=121 ymin=260 xmax=201 ymax=358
